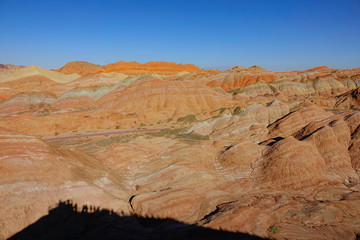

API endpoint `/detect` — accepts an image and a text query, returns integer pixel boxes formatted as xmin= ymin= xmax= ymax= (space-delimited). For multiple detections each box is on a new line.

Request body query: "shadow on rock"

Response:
xmin=9 ymin=200 xmax=266 ymax=240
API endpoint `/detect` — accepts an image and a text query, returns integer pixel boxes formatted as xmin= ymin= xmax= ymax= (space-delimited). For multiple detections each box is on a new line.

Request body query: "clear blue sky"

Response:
xmin=0 ymin=0 xmax=359 ymax=71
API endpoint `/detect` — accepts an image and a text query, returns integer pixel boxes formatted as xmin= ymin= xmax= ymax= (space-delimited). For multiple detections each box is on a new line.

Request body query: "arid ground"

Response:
xmin=1 ymin=61 xmax=360 ymax=239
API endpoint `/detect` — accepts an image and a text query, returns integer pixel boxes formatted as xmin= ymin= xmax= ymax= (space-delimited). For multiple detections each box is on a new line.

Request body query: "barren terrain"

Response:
xmin=1 ymin=61 xmax=360 ymax=239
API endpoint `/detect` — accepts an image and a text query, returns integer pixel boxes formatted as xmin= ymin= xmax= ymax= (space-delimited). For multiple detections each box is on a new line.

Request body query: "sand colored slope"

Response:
xmin=253 ymin=136 xmax=335 ymax=189
xmin=0 ymin=129 xmax=130 ymax=239
xmin=267 ymin=105 xmax=334 ymax=138
xmin=0 ymin=65 xmax=80 ymax=83
xmin=0 ymin=64 xmax=25 ymax=73
xmin=0 ymin=92 xmax=56 ymax=117
xmin=65 ymin=72 xmax=128 ymax=88
xmin=302 ymin=123 xmax=357 ymax=181
xmin=335 ymin=87 xmax=360 ymax=109
xmin=0 ymin=75 xmax=73 ymax=102
xmin=96 ymin=78 xmax=234 ymax=123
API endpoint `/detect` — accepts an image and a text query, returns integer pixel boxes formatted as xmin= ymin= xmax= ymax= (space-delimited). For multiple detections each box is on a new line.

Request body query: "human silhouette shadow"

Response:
xmin=9 ymin=200 xmax=267 ymax=240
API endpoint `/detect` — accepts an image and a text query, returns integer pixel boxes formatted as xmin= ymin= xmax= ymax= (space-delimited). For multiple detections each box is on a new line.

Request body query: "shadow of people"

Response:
xmin=9 ymin=200 xmax=267 ymax=240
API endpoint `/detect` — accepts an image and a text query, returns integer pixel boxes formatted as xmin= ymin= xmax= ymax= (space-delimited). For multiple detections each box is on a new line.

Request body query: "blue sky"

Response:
xmin=0 ymin=0 xmax=359 ymax=71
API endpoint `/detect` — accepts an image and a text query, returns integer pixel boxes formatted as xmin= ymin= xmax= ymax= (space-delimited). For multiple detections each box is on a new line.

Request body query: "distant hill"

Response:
xmin=57 ymin=60 xmax=202 ymax=76
xmin=56 ymin=61 xmax=102 ymax=75
xmin=203 ymin=66 xmax=232 ymax=71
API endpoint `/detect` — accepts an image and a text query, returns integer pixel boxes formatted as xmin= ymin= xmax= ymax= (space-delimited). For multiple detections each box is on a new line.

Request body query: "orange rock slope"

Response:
xmin=98 ymin=61 xmax=202 ymax=75
xmin=56 ymin=60 xmax=202 ymax=76
xmin=56 ymin=61 xmax=102 ymax=75
xmin=204 ymin=65 xmax=338 ymax=90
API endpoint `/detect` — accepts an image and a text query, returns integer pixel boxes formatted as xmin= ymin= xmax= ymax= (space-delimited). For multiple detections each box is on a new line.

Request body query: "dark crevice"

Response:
xmin=220 ymin=144 xmax=235 ymax=154
xmin=258 ymin=137 xmax=285 ymax=146
xmin=129 ymin=194 xmax=137 ymax=211
xmin=198 ymin=201 xmax=236 ymax=225
xmin=351 ymin=124 xmax=360 ymax=138
xmin=344 ymin=113 xmax=356 ymax=121
xmin=299 ymin=126 xmax=325 ymax=141
xmin=267 ymin=110 xmax=296 ymax=128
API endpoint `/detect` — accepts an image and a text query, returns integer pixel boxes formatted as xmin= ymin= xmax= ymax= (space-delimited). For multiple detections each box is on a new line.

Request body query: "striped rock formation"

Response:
xmin=1 ymin=62 xmax=360 ymax=240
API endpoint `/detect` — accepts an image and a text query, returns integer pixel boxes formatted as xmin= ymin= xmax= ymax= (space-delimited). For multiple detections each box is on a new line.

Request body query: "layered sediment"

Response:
xmin=1 ymin=62 xmax=360 ymax=240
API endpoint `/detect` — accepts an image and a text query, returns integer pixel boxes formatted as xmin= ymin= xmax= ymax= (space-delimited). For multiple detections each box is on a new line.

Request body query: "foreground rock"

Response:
xmin=0 ymin=129 xmax=130 ymax=239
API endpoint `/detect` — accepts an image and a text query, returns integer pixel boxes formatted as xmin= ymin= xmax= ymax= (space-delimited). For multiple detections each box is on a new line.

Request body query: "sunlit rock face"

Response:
xmin=56 ymin=61 xmax=102 ymax=75
xmin=56 ymin=60 xmax=203 ymax=76
xmin=97 ymin=61 xmax=202 ymax=75
xmin=1 ymin=62 xmax=360 ymax=240
xmin=95 ymin=78 xmax=234 ymax=124
xmin=335 ymin=87 xmax=360 ymax=109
